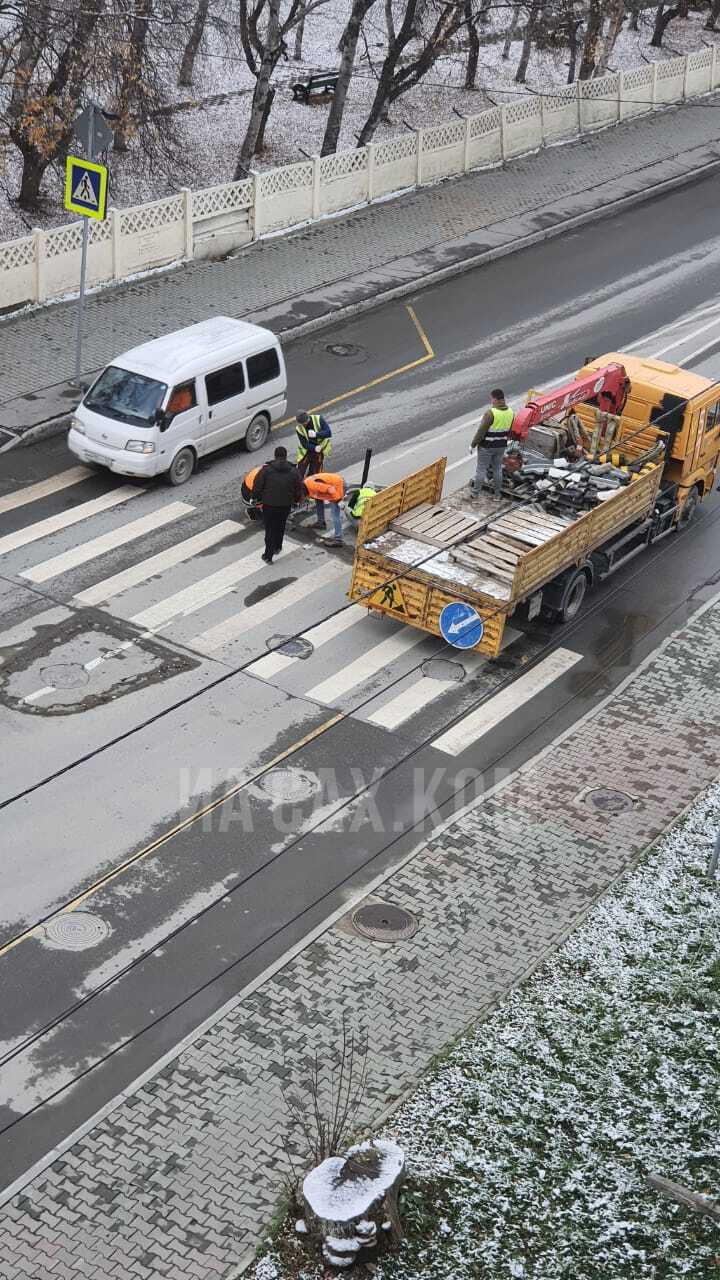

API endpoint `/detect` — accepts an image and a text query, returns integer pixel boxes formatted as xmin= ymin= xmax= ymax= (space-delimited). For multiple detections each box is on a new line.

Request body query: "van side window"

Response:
xmin=705 ymin=401 xmax=720 ymax=432
xmin=206 ymin=362 xmax=246 ymax=405
xmin=247 ymin=348 xmax=280 ymax=388
xmin=167 ymin=381 xmax=197 ymax=415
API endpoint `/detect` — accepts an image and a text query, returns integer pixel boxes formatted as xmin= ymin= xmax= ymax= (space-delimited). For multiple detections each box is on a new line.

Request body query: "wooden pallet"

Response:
xmin=390 ymin=502 xmax=482 ymax=548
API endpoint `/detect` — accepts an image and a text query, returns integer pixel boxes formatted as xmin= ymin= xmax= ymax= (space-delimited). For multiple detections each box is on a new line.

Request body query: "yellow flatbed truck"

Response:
xmin=349 ymin=353 xmax=720 ymax=657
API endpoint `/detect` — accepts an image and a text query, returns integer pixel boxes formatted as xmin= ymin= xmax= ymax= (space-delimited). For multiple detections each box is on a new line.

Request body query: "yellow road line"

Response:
xmin=0 ymin=712 xmax=344 ymax=960
xmin=273 ymin=303 xmax=434 ymax=430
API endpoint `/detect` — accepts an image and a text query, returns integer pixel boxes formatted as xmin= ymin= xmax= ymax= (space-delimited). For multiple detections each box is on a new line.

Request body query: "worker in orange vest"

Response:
xmin=303 ymin=472 xmax=345 ymax=546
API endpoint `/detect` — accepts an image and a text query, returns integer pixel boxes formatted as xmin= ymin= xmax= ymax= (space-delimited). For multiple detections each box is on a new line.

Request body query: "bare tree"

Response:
xmin=502 ymin=1 xmax=521 ymax=58
xmin=595 ymin=0 xmax=626 ymax=74
xmin=282 ymin=1019 xmax=369 ymax=1173
xmin=578 ymin=0 xmax=603 ymax=77
xmin=706 ymin=0 xmax=720 ymax=28
xmin=113 ymin=0 xmax=153 ymax=152
xmin=515 ymin=0 xmax=541 ymax=83
xmin=650 ymin=0 xmax=680 ymax=45
xmin=357 ymin=0 xmax=469 ymax=146
xmin=564 ymin=0 xmax=583 ymax=81
xmin=464 ymin=0 xmax=485 ymax=88
xmin=321 ymin=0 xmax=379 ymax=155
xmin=294 ymin=0 xmax=307 ymax=58
xmin=178 ymin=0 xmax=211 ymax=87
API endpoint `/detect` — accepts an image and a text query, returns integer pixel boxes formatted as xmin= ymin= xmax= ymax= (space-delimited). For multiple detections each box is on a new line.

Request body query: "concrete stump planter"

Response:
xmin=302 ymin=1138 xmax=405 ymax=1269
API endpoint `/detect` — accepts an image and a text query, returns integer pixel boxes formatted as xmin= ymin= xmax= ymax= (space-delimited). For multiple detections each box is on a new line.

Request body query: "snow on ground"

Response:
xmin=254 ymin=779 xmax=720 ymax=1278
xmin=1 ymin=1 xmax=719 ymax=240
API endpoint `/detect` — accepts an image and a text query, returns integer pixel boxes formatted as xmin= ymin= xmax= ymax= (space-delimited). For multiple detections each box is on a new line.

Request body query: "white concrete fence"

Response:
xmin=1 ymin=47 xmax=717 ymax=313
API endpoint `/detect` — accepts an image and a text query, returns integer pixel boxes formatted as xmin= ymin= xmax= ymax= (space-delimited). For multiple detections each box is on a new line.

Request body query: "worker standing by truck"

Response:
xmin=469 ymin=389 xmax=514 ymax=498
xmin=295 ymin=411 xmax=333 ymax=528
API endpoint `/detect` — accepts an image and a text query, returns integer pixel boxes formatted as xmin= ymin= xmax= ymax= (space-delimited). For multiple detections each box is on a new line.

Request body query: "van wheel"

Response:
xmin=168 ymin=447 xmax=195 ymax=486
xmin=244 ymin=414 xmax=270 ymax=452
xmin=558 ymin=570 xmax=588 ymax=623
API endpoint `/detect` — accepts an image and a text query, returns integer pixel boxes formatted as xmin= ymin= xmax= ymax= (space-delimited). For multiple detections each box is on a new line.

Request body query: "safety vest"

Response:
xmin=296 ymin=414 xmax=332 ymax=462
xmin=348 ymin=486 xmax=376 ymax=519
xmin=486 ymin=405 xmax=514 ymax=447
xmin=304 ymin=472 xmax=344 ymax=503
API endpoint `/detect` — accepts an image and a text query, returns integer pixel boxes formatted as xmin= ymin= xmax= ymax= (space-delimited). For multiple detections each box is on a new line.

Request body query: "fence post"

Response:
xmin=33 ymin=227 xmax=46 ymax=304
xmin=312 ymin=155 xmax=322 ymax=219
xmin=682 ymin=53 xmax=690 ymax=100
xmin=539 ymin=92 xmax=546 ymax=146
xmin=651 ymin=62 xmax=658 ymax=107
xmin=463 ymin=115 xmax=472 ymax=171
xmin=618 ymin=71 xmax=627 ymax=121
xmin=180 ymin=187 xmax=193 ymax=260
xmin=251 ymin=170 xmax=261 ymax=239
xmin=576 ymin=82 xmax=583 ymax=136
xmin=499 ymin=106 xmax=507 ymax=162
xmin=367 ymin=142 xmax=376 ymax=200
xmin=415 ymin=129 xmax=424 ymax=185
xmin=110 ymin=208 xmax=122 ymax=281
xmin=713 ymin=45 xmax=720 ymax=91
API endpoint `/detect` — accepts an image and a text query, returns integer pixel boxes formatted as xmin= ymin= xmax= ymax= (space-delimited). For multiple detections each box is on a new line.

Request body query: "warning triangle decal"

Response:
xmin=368 ymin=581 xmax=408 ymax=615
xmin=72 ymin=172 xmax=98 ymax=206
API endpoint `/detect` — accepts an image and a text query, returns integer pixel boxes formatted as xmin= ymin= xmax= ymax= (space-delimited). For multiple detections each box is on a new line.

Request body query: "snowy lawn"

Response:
xmin=255 ymin=781 xmax=720 ymax=1279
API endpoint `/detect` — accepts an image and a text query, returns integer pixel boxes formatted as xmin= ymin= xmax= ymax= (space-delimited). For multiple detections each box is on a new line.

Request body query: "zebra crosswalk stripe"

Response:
xmin=73 ymin=520 xmax=241 ymax=606
xmin=307 ymin=628 xmax=428 ymax=706
xmin=367 ymin=652 xmax=484 ymax=729
xmin=193 ymin=560 xmax=346 ymax=652
xmin=130 ymin=540 xmax=299 ymax=632
xmin=0 ymin=485 xmax=142 ymax=557
xmin=246 ymin=604 xmax=368 ymax=680
xmin=21 ymin=502 xmax=194 ymax=584
xmin=0 ymin=466 xmax=91 ymax=516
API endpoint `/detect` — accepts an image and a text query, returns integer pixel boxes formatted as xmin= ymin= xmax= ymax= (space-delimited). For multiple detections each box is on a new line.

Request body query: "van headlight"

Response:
xmin=71 ymin=417 xmax=85 ymax=435
xmin=126 ymin=440 xmax=155 ymax=454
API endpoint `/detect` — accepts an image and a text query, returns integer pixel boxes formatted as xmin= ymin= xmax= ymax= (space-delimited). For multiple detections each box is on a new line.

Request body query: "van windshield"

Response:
xmin=84 ymin=366 xmax=167 ymax=428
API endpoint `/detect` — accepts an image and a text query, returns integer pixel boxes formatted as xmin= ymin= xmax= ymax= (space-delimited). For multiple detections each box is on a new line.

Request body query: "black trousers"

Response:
xmin=262 ymin=504 xmax=290 ymax=557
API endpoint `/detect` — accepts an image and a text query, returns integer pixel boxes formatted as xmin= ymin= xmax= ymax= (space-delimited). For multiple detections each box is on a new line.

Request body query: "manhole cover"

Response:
xmin=266 ymin=635 xmax=314 ymax=659
xmin=421 ymin=658 xmax=465 ymax=683
xmin=585 ymin=788 xmax=636 ymax=814
xmin=326 ymin=342 xmax=362 ymax=358
xmin=260 ymin=767 xmax=319 ymax=802
xmin=40 ymin=663 xmax=90 ymax=689
xmin=350 ymin=903 xmax=418 ymax=943
xmin=43 ymin=911 xmax=110 ymax=951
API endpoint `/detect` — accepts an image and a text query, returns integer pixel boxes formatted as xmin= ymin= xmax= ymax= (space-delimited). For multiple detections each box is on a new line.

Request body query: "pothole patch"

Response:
xmin=583 ymin=787 xmax=637 ymax=814
xmin=42 ymin=911 xmax=110 ymax=951
xmin=326 ymin=342 xmax=363 ymax=358
xmin=266 ymin=635 xmax=314 ymax=659
xmin=259 ymin=767 xmax=320 ymax=803
xmin=350 ymin=902 xmax=418 ymax=943
xmin=421 ymin=658 xmax=465 ymax=683
xmin=40 ymin=663 xmax=90 ymax=689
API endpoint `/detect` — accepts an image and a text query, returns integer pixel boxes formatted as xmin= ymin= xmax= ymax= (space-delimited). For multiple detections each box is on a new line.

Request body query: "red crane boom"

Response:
xmin=511 ymin=363 xmax=629 ymax=440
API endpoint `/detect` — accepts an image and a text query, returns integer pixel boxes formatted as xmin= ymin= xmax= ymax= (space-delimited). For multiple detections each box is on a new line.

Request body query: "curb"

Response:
xmin=8 ymin=149 xmax=720 ymax=455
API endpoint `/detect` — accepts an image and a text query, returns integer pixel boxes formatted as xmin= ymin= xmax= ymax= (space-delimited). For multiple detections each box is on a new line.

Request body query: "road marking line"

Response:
xmin=650 ymin=312 xmax=720 ymax=359
xmin=0 ymin=466 xmax=91 ymax=516
xmin=130 ymin=539 xmax=299 ymax=631
xmin=246 ymin=604 xmax=368 ymax=679
xmin=307 ymin=628 xmax=427 ymax=705
xmin=432 ymin=647 xmax=582 ymax=756
xmin=22 ymin=685 xmax=56 ymax=704
xmin=367 ymin=653 xmax=484 ymax=729
xmin=73 ymin=520 xmax=241 ymax=606
xmin=0 ymin=485 xmax=142 ymax=558
xmin=21 ymin=501 xmax=194 ymax=583
xmin=272 ymin=303 xmax=434 ymax=429
xmin=674 ymin=333 xmax=720 ymax=368
xmin=193 ymin=560 xmax=345 ymax=652
xmin=0 ymin=711 xmax=344 ymax=960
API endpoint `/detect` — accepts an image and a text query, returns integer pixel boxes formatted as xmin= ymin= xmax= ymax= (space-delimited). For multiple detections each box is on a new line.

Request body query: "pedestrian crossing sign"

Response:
xmin=64 ymin=155 xmax=108 ymax=220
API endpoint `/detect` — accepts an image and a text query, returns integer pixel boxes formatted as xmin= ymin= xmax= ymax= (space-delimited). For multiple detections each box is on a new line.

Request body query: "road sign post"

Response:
xmin=65 ymin=105 xmax=111 ymax=386
xmin=439 ymin=601 xmax=484 ymax=649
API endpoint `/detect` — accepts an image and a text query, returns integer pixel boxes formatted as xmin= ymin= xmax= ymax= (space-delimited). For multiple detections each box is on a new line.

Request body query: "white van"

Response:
xmin=67 ymin=317 xmax=287 ymax=485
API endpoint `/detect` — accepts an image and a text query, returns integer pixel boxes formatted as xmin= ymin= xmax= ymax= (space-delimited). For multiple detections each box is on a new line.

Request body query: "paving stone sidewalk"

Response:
xmin=3 ymin=95 xmax=720 ymax=435
xmin=1 ymin=589 xmax=719 ymax=1278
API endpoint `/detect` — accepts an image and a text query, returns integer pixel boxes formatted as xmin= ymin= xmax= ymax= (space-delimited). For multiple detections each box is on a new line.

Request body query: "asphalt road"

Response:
xmin=2 ymin=174 xmax=720 ymax=1191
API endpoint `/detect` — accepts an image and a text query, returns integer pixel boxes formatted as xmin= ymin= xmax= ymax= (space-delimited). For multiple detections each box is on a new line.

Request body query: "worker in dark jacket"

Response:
xmin=253 ymin=446 xmax=303 ymax=563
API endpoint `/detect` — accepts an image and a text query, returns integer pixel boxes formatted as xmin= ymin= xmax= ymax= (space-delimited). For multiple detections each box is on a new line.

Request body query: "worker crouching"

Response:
xmin=304 ymin=472 xmax=346 ymax=546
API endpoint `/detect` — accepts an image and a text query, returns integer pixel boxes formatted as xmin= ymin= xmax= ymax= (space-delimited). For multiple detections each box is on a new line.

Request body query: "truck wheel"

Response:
xmin=243 ymin=413 xmax=270 ymax=452
xmin=678 ymin=487 xmax=699 ymax=530
xmin=167 ymin=447 xmax=195 ymax=486
xmin=558 ymin=570 xmax=588 ymax=623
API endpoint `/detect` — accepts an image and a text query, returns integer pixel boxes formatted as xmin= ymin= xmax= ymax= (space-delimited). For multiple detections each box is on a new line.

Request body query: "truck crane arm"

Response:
xmin=511 ymin=363 xmax=629 ymax=440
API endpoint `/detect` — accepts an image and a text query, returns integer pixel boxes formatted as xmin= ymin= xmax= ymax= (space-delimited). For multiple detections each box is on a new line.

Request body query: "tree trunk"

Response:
xmin=464 ymin=0 xmax=480 ymax=88
xmin=595 ymin=0 xmax=625 ymax=75
xmin=17 ymin=147 xmax=48 ymax=209
xmin=515 ymin=0 xmax=540 ymax=83
xmin=321 ymin=0 xmax=377 ymax=156
xmin=294 ymin=2 xmax=306 ymax=58
xmin=179 ymin=0 xmax=210 ymax=87
xmin=579 ymin=0 xmax=603 ymax=78
xmin=678 ymin=0 xmax=689 ymax=16
xmin=384 ymin=0 xmax=395 ymax=44
xmin=567 ymin=17 xmax=581 ymax=81
xmin=255 ymin=85 xmax=275 ymax=153
xmin=502 ymin=3 xmax=521 ymax=58
xmin=114 ymin=0 xmax=152 ymax=151
xmin=650 ymin=1 xmax=680 ymax=45
xmin=234 ymin=0 xmax=281 ymax=179
xmin=706 ymin=0 xmax=720 ymax=28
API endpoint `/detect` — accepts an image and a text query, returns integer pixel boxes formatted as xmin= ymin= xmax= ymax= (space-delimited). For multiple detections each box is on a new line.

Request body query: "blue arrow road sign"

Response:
xmin=439 ymin=601 xmax=484 ymax=649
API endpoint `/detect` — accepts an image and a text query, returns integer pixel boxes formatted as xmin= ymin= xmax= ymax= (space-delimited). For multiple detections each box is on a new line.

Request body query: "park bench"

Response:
xmin=291 ymin=71 xmax=339 ymax=103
